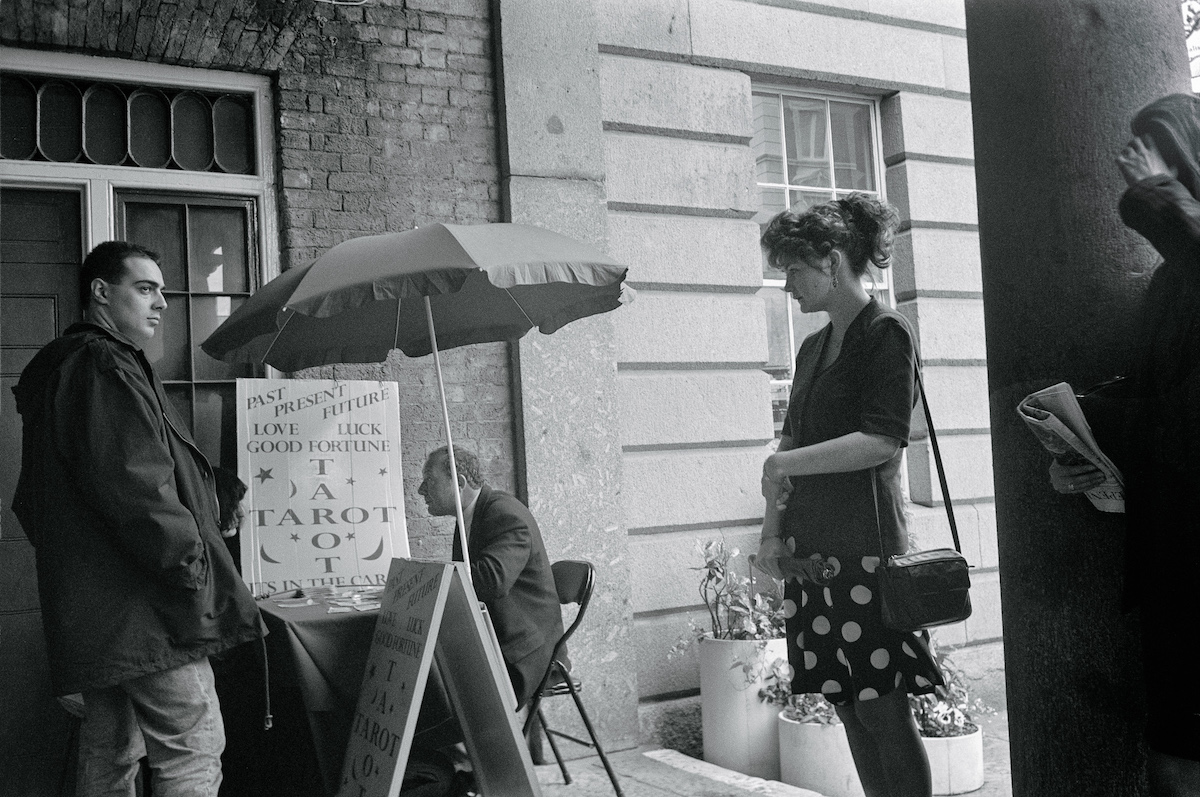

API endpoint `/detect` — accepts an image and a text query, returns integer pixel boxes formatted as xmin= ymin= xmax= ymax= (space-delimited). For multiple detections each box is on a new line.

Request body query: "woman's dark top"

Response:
xmin=780 ymin=299 xmax=918 ymax=560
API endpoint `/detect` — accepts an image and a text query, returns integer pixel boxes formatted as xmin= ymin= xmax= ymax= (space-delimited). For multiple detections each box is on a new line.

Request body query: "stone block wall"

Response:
xmin=594 ymin=0 xmax=1000 ymax=748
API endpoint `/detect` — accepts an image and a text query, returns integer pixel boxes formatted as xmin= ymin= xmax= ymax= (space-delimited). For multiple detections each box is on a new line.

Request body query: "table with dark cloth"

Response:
xmin=215 ymin=595 xmax=378 ymax=797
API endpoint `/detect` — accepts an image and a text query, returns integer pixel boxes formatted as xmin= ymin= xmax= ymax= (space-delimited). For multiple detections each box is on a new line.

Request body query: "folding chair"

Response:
xmin=522 ymin=560 xmax=624 ymax=797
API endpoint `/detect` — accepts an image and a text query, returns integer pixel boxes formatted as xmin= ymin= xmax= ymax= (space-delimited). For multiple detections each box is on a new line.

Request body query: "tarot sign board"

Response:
xmin=338 ymin=559 xmax=539 ymax=797
xmin=236 ymin=378 xmax=410 ymax=595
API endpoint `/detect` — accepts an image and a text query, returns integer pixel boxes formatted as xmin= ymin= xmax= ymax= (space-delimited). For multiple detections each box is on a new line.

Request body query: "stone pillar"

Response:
xmin=491 ymin=0 xmax=639 ymax=751
xmin=964 ymin=1 xmax=1188 ymax=793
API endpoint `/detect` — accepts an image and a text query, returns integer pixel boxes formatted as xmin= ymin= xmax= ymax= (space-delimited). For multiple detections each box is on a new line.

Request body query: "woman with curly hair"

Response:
xmin=756 ymin=193 xmax=942 ymax=797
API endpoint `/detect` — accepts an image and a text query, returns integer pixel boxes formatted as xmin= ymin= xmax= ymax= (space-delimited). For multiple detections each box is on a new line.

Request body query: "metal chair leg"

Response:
xmin=560 ymin=675 xmax=624 ymax=797
xmin=539 ymin=706 xmax=572 ymax=784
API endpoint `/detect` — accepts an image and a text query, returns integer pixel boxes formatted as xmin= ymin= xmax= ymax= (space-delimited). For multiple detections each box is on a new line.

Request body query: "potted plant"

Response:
xmin=776 ymin=692 xmax=864 ymax=797
xmin=909 ymin=637 xmax=988 ymax=795
xmin=671 ymin=539 xmax=787 ymax=780
xmin=771 ymin=634 xmax=989 ymax=796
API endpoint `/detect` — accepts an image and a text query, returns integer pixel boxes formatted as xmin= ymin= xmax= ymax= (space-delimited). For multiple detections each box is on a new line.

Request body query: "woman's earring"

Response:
xmin=831 ymin=273 xmax=839 ymax=289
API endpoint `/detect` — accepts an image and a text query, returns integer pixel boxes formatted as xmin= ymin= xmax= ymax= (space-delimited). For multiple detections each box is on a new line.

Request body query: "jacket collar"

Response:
xmin=66 ymin=320 xmax=144 ymax=352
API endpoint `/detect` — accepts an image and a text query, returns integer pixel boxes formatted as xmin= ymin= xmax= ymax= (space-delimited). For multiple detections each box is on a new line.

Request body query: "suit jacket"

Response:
xmin=451 ymin=484 xmax=563 ymax=706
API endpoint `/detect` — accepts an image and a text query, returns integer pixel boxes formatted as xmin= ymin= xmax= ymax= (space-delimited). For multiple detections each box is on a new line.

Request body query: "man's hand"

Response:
xmin=1048 ymin=459 xmax=1106 ymax=495
xmin=1118 ymin=136 xmax=1176 ymax=187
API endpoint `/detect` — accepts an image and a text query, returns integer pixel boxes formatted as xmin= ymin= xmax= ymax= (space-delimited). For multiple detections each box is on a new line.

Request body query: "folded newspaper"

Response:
xmin=1017 ymin=382 xmax=1125 ymax=513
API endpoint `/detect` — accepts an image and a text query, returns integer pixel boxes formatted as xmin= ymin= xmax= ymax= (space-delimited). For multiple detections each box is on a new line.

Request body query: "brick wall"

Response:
xmin=1 ymin=0 xmax=514 ymax=557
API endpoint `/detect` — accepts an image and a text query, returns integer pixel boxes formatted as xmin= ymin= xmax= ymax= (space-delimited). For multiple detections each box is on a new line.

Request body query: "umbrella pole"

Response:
xmin=425 ymin=296 xmax=472 ymax=587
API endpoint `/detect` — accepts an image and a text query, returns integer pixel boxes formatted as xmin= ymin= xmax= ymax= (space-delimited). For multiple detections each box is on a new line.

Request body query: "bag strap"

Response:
xmin=873 ymin=363 xmax=962 ymax=558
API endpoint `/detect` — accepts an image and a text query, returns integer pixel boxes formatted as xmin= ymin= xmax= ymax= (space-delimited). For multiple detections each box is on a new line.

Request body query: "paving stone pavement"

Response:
xmin=535 ymin=710 xmax=1012 ymax=797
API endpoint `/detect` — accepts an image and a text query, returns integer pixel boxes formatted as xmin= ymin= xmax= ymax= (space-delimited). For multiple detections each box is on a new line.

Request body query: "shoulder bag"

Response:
xmin=874 ymin=366 xmax=973 ymax=632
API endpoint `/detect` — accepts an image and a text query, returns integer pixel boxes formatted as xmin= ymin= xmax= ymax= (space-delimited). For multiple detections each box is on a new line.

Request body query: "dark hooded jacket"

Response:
xmin=1117 ymin=94 xmax=1200 ymax=615
xmin=12 ymin=322 xmax=264 ymax=695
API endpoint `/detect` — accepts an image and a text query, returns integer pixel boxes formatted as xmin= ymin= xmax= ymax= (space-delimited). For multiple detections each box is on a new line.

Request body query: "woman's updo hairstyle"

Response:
xmin=760 ymin=192 xmax=900 ymax=278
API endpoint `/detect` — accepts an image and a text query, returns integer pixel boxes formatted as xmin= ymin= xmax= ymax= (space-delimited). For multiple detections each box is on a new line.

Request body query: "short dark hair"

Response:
xmin=424 ymin=445 xmax=483 ymax=489
xmin=80 ymin=241 xmax=161 ymax=308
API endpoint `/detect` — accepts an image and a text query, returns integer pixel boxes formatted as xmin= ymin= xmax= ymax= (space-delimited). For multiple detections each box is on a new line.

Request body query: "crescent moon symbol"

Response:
xmin=260 ymin=546 xmax=281 ymax=564
xmin=289 ymin=480 xmax=297 ymax=498
xmin=362 ymin=539 xmax=385 ymax=561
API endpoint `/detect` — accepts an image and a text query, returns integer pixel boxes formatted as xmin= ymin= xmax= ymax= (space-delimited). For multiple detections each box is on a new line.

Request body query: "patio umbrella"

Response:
xmin=201 ymin=222 xmax=634 ymax=580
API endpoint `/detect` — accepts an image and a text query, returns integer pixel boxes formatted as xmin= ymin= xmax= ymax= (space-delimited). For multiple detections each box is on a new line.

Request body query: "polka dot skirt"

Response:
xmin=783 ymin=552 xmax=943 ymax=706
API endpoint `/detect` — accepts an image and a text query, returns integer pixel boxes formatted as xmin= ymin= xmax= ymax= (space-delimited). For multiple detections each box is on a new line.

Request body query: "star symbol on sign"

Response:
xmin=346 ymin=477 xmax=356 ymax=485
xmin=255 ymin=468 xmax=274 ymax=484
xmin=378 ymin=467 xmax=387 ymax=476
xmin=290 ymin=533 xmax=300 ymax=542
xmin=346 ymin=532 xmax=356 ymax=540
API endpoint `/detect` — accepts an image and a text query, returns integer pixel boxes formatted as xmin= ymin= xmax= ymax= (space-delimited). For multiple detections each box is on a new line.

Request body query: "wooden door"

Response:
xmin=1 ymin=187 xmax=84 ymax=796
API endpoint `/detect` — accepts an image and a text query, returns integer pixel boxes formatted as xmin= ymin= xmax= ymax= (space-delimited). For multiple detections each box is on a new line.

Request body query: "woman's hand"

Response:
xmin=1118 ymin=136 xmax=1176 ymax=187
xmin=1048 ymin=459 xmax=1107 ymax=495
xmin=753 ymin=537 xmax=788 ymax=581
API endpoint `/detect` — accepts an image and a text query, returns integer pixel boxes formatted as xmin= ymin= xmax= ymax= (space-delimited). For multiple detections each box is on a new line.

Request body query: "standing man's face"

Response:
xmin=93 ymin=256 xmax=167 ymax=347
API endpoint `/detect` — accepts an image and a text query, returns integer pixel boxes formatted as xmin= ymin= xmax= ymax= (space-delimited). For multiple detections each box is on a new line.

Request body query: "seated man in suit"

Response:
xmin=418 ymin=445 xmax=565 ymax=710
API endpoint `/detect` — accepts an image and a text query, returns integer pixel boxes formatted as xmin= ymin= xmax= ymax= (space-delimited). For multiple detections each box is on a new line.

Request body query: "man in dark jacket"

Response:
xmin=418 ymin=446 xmax=564 ymax=710
xmin=12 ymin=241 xmax=264 ymax=796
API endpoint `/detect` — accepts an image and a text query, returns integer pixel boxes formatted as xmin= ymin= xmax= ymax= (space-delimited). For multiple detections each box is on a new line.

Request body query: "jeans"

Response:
xmin=77 ymin=658 xmax=225 ymax=797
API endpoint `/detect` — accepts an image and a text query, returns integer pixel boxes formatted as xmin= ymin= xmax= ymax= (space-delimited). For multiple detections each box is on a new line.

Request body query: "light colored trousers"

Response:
xmin=77 ymin=657 xmax=225 ymax=797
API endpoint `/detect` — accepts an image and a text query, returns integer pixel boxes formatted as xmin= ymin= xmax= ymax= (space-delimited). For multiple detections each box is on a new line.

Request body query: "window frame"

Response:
xmin=752 ymin=85 xmax=892 ymax=430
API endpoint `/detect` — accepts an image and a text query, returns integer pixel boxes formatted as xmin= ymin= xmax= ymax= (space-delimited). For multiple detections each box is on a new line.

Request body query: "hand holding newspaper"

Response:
xmin=1017 ymin=382 xmax=1125 ymax=513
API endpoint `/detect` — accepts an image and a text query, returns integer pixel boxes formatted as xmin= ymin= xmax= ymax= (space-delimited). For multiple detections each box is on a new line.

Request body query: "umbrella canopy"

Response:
xmin=201 ymin=222 xmax=634 ymax=588
xmin=201 ymin=222 xmax=632 ymax=371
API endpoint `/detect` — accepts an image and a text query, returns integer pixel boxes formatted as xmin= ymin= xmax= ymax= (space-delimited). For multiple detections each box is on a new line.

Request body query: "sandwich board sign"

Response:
xmin=236 ymin=378 xmax=410 ymax=595
xmin=337 ymin=558 xmax=540 ymax=797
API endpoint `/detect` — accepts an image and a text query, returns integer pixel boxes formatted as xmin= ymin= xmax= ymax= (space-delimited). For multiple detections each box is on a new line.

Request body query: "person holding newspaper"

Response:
xmin=1050 ymin=94 xmax=1200 ymax=796
xmin=756 ymin=194 xmax=941 ymax=797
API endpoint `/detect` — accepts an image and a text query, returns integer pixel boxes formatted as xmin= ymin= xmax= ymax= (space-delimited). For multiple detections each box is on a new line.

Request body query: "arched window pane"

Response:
xmin=38 ymin=81 xmax=83 ymax=162
xmin=129 ymin=89 xmax=171 ymax=168
xmin=83 ymin=84 xmax=127 ymax=165
xmin=1 ymin=76 xmax=38 ymax=159
xmin=172 ymin=92 xmax=214 ymax=171
xmin=213 ymin=95 xmax=254 ymax=174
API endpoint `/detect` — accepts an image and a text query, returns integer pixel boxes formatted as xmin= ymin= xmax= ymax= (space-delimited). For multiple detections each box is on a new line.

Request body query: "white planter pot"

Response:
xmin=777 ymin=713 xmax=865 ymax=797
xmin=922 ymin=727 xmax=985 ymax=795
xmin=699 ymin=636 xmax=787 ymax=780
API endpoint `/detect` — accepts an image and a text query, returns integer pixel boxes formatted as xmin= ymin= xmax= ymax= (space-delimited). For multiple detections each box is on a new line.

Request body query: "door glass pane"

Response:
xmin=830 ymin=101 xmax=875 ymax=191
xmin=189 ymin=207 xmax=248 ymax=293
xmin=192 ymin=296 xmax=252 ymax=380
xmin=194 ymin=385 xmax=237 ymax=469
xmin=752 ymin=93 xmax=784 ymax=185
xmin=125 ymin=203 xmax=187 ymax=289
xmin=783 ymin=97 xmax=828 ymax=188
xmin=145 ymin=296 xmax=190 ymax=380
